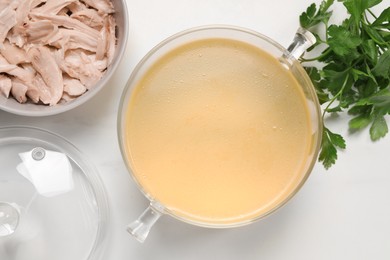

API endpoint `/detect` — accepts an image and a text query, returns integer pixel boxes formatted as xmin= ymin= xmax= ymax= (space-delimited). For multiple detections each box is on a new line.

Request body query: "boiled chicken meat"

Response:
xmin=0 ymin=54 xmax=35 ymax=82
xmin=23 ymin=20 xmax=59 ymax=45
xmin=0 ymin=6 xmax=17 ymax=48
xmin=0 ymin=0 xmax=20 ymax=12
xmin=11 ymin=78 xmax=28 ymax=103
xmin=80 ymin=0 xmax=114 ymax=14
xmin=55 ymin=49 xmax=102 ymax=88
xmin=63 ymin=75 xmax=86 ymax=96
xmin=0 ymin=74 xmax=12 ymax=98
xmin=49 ymin=28 xmax=98 ymax=52
xmin=32 ymin=73 xmax=52 ymax=105
xmin=0 ymin=0 xmax=117 ymax=105
xmin=28 ymin=46 xmax=63 ymax=105
xmin=106 ymin=15 xmax=116 ymax=65
xmin=31 ymin=0 xmax=48 ymax=8
xmin=32 ymin=0 xmax=77 ymax=15
xmin=30 ymin=13 xmax=99 ymax=38
xmin=71 ymin=8 xmax=104 ymax=30
xmin=0 ymin=40 xmax=29 ymax=64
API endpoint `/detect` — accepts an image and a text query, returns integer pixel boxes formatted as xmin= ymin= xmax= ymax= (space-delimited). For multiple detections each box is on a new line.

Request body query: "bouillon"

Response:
xmin=124 ymin=38 xmax=313 ymax=224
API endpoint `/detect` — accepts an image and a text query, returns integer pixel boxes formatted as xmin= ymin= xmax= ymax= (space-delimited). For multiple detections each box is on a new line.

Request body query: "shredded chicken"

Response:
xmin=11 ymin=78 xmax=28 ymax=103
xmin=80 ymin=0 xmax=114 ymax=14
xmin=0 ymin=0 xmax=117 ymax=105
xmin=55 ymin=49 xmax=102 ymax=89
xmin=0 ymin=40 xmax=29 ymax=64
xmin=96 ymin=22 xmax=108 ymax=60
xmin=32 ymin=0 xmax=77 ymax=15
xmin=26 ymin=83 xmax=40 ymax=103
xmin=6 ymin=29 xmax=26 ymax=48
xmin=63 ymin=75 xmax=86 ymax=96
xmin=21 ymin=63 xmax=36 ymax=74
xmin=0 ymin=74 xmax=12 ymax=98
xmin=31 ymin=0 xmax=47 ymax=9
xmin=0 ymin=54 xmax=35 ymax=82
xmin=0 ymin=7 xmax=17 ymax=48
xmin=67 ymin=1 xmax=86 ymax=13
xmin=49 ymin=28 xmax=98 ymax=52
xmin=0 ymin=0 xmax=20 ymax=11
xmin=60 ymin=92 xmax=77 ymax=103
xmin=71 ymin=8 xmax=104 ymax=30
xmin=28 ymin=46 xmax=63 ymax=105
xmin=30 ymin=13 xmax=99 ymax=39
xmin=0 ymin=64 xmax=18 ymax=72
xmin=14 ymin=0 xmax=34 ymax=27
xmin=23 ymin=20 xmax=59 ymax=45
xmin=32 ymin=73 xmax=51 ymax=104
xmin=106 ymin=15 xmax=116 ymax=65
xmin=57 ymin=7 xmax=70 ymax=16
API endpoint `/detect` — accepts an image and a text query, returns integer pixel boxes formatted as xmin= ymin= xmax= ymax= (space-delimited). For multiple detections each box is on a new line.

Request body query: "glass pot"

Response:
xmin=118 ymin=25 xmax=322 ymax=242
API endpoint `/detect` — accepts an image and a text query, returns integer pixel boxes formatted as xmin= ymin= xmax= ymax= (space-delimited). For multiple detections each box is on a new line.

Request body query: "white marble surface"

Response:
xmin=1 ymin=0 xmax=390 ymax=259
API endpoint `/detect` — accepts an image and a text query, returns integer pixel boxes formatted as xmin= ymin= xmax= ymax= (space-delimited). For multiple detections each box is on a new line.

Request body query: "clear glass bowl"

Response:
xmin=0 ymin=126 xmax=108 ymax=260
xmin=118 ymin=25 xmax=322 ymax=242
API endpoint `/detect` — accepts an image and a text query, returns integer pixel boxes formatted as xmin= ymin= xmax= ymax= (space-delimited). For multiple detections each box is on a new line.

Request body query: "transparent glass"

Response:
xmin=0 ymin=126 xmax=108 ymax=260
xmin=118 ymin=25 xmax=323 ymax=242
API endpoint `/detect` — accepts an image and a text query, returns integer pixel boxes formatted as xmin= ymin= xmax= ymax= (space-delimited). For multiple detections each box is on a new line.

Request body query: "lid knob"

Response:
xmin=31 ymin=147 xmax=46 ymax=161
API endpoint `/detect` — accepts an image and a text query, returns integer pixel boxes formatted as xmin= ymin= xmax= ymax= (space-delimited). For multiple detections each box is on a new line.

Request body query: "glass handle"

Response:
xmin=285 ymin=27 xmax=316 ymax=60
xmin=127 ymin=202 xmax=164 ymax=243
xmin=0 ymin=202 xmax=20 ymax=237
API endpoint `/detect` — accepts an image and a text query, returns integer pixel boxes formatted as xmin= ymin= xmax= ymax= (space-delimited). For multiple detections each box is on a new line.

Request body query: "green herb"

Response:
xmin=299 ymin=0 xmax=390 ymax=169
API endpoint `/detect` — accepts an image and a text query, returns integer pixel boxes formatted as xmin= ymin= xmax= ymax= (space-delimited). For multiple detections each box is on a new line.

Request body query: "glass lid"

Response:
xmin=0 ymin=126 xmax=108 ymax=260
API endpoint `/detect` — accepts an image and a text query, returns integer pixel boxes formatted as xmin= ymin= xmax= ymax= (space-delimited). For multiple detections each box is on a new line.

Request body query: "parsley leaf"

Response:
xmin=372 ymin=49 xmax=390 ymax=79
xmin=319 ymin=127 xmax=346 ymax=169
xmin=300 ymin=0 xmax=334 ymax=28
xmin=340 ymin=0 xmax=383 ymax=28
xmin=327 ymin=25 xmax=362 ymax=57
xmin=370 ymin=115 xmax=388 ymax=140
xmin=349 ymin=114 xmax=372 ymax=129
xmin=373 ymin=7 xmax=390 ymax=26
xmin=370 ymin=89 xmax=390 ymax=114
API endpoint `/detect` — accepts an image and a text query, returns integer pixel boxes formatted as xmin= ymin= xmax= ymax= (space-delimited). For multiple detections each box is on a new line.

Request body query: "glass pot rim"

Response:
xmin=118 ymin=25 xmax=323 ymax=230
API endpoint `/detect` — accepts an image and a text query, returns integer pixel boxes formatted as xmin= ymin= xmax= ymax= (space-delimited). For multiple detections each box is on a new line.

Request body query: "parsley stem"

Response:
xmin=325 ymin=21 xmax=329 ymax=41
xmin=322 ymin=73 xmax=350 ymax=119
xmin=367 ymin=9 xmax=378 ymax=20
xmin=300 ymin=48 xmax=332 ymax=62
xmin=364 ymin=12 xmax=371 ymax=25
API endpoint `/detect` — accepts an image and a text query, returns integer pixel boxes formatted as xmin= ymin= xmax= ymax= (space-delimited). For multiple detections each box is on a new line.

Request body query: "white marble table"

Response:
xmin=1 ymin=0 xmax=390 ymax=259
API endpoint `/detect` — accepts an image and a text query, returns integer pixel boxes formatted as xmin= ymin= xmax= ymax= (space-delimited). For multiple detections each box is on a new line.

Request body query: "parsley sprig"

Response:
xmin=299 ymin=0 xmax=390 ymax=169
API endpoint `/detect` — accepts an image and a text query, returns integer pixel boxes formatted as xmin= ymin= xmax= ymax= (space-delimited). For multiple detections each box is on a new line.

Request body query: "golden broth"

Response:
xmin=124 ymin=38 xmax=313 ymax=224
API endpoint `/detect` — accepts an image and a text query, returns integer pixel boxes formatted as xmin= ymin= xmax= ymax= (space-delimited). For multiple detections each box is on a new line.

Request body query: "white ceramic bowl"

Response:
xmin=0 ymin=0 xmax=129 ymax=117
